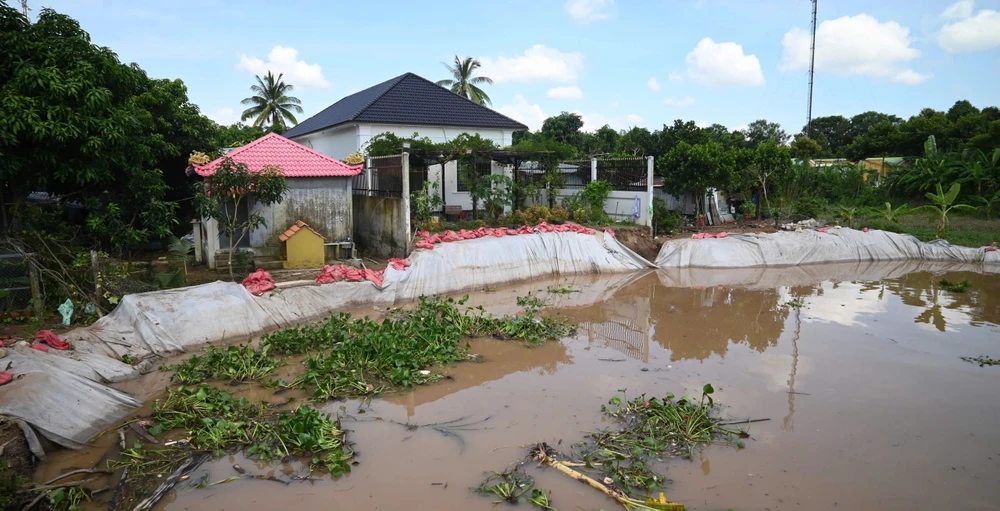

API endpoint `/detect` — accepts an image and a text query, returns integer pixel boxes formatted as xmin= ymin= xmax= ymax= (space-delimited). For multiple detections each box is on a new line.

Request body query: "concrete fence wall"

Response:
xmin=352 ymin=195 xmax=409 ymax=258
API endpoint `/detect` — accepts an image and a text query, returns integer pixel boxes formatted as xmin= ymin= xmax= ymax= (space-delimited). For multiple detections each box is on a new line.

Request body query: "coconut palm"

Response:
xmin=435 ymin=56 xmax=493 ymax=106
xmin=240 ymin=71 xmax=304 ymax=129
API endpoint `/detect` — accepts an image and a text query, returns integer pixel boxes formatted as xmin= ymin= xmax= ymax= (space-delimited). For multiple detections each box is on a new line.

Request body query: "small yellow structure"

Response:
xmin=279 ymin=220 xmax=326 ymax=269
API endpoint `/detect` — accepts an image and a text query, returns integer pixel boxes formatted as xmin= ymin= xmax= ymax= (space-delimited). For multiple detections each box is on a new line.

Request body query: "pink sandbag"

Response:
xmin=34 ymin=330 xmax=71 ymax=350
xmin=0 ymin=371 xmax=12 ymax=386
xmin=985 ymin=246 xmax=997 ymax=252
xmin=388 ymin=258 xmax=410 ymax=270
xmin=415 ymin=231 xmax=430 ymax=239
xmin=441 ymin=230 xmax=463 ymax=242
xmin=862 ymin=227 xmax=871 ymax=233
xmin=30 ymin=343 xmax=49 ymax=352
xmin=242 ymin=268 xmax=275 ymax=296
xmin=601 ymin=227 xmax=616 ymax=237
xmin=816 ymin=227 xmax=829 ymax=233
xmin=361 ymin=269 xmax=384 ymax=287
xmin=415 ymin=240 xmax=436 ymax=250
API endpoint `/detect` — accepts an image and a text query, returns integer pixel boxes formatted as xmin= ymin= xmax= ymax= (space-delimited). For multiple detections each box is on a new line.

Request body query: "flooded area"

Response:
xmin=34 ymin=264 xmax=1000 ymax=510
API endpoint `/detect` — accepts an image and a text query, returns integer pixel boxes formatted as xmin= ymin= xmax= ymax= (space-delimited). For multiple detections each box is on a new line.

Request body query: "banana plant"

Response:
xmin=971 ymin=190 xmax=1000 ymax=221
xmin=836 ymin=205 xmax=861 ymax=228
xmin=918 ymin=182 xmax=976 ymax=239
xmin=874 ymin=202 xmax=916 ymax=224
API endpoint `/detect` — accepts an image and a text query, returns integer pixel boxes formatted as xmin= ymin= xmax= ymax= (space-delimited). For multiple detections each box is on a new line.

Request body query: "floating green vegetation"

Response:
xmin=270 ymin=296 xmax=575 ymax=400
xmin=474 ymin=469 xmax=538 ymax=505
xmin=546 ymin=284 xmax=579 ymax=295
xmin=127 ymin=384 xmax=351 ymax=476
xmin=938 ymin=279 xmax=971 ymax=293
xmin=784 ymin=299 xmax=805 ymax=308
xmin=577 ymin=385 xmax=746 ymax=495
xmin=169 ymin=344 xmax=279 ymax=384
xmin=961 ymin=355 xmax=999 ymax=367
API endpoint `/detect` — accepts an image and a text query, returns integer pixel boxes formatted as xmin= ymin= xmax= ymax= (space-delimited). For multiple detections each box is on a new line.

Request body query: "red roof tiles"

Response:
xmin=279 ymin=220 xmax=327 ymax=242
xmin=191 ymin=133 xmax=362 ymax=178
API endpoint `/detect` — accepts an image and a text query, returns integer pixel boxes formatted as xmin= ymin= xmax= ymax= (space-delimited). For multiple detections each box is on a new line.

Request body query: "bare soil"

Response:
xmin=0 ymin=416 xmax=33 ymax=476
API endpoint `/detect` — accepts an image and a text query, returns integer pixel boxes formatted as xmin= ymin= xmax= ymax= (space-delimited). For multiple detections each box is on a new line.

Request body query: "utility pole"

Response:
xmin=806 ymin=0 xmax=818 ymax=137
xmin=20 ymin=0 xmax=29 ymax=18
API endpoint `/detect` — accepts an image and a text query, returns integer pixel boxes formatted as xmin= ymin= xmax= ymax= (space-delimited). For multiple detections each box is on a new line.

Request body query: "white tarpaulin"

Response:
xmin=656 ymin=228 xmax=1000 ymax=269
xmin=6 ymin=231 xmax=651 ymax=449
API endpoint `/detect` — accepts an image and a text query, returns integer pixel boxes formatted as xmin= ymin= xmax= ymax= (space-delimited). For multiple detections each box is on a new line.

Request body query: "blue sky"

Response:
xmin=34 ymin=0 xmax=1000 ymax=135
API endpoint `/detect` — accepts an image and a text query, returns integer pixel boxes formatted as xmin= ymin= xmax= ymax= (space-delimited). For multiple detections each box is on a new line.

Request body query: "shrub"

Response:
xmin=652 ymin=197 xmax=679 ymax=235
xmin=523 ymin=205 xmax=551 ymax=225
xmin=572 ymin=207 xmax=588 ymax=222
xmin=549 ymin=206 xmax=569 ymax=223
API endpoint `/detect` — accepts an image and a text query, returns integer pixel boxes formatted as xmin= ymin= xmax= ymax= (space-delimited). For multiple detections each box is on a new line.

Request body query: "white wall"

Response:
xmin=291 ymin=125 xmax=359 ymax=160
xmin=357 ymin=123 xmax=512 ymax=149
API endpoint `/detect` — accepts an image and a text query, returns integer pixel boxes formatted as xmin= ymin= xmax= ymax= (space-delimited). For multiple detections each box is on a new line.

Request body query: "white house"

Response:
xmin=282 ymin=72 xmax=527 ymax=211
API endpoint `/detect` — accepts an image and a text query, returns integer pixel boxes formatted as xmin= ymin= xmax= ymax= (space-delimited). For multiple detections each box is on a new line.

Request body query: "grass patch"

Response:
xmin=938 ymin=279 xmax=971 ymax=293
xmin=169 ymin=344 xmax=278 ymax=384
xmin=863 ymin=214 xmax=999 ymax=248
xmin=0 ymin=461 xmax=28 ymax=511
xmin=961 ymin=355 xmax=999 ymax=367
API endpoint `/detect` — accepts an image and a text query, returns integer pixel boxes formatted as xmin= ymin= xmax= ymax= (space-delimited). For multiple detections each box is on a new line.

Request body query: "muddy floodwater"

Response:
xmin=36 ymin=263 xmax=1000 ymax=510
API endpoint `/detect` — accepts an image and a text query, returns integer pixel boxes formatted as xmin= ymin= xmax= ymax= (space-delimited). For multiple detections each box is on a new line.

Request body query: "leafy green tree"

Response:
xmin=216 ymin=123 xmax=272 ymax=151
xmin=790 ymin=135 xmax=822 ymax=159
xmin=0 ymin=4 xmax=211 ymax=250
xmin=658 ymin=119 xmax=709 ymax=154
xmin=195 ymin=158 xmax=288 ymax=279
xmin=972 ymin=190 xmax=1000 ymax=220
xmin=617 ymin=127 xmax=656 ymax=156
xmin=803 ymin=115 xmax=851 ymax=156
xmin=846 ymin=120 xmax=902 ymax=160
xmin=435 ymin=56 xmax=493 ymax=106
xmin=848 ymin=111 xmax=903 ymax=141
xmin=540 ymin=112 xmax=585 ymax=148
xmin=240 ymin=71 xmax=303 ymax=129
xmin=662 ymin=141 xmax=736 ymax=216
xmin=742 ymin=119 xmax=789 ymax=149
xmin=742 ymin=140 xmax=792 ymax=219
xmin=873 ymin=202 xmax=916 ymax=224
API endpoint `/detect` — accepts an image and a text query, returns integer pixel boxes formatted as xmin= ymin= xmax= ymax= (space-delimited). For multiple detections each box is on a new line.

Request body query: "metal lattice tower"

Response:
xmin=806 ymin=0 xmax=818 ymax=137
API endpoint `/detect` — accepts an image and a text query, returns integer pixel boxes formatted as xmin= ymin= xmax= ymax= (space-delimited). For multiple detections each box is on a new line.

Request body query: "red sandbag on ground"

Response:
xmin=601 ymin=227 xmax=615 ymax=237
xmin=242 ymin=268 xmax=275 ymax=296
xmin=388 ymin=258 xmax=410 ymax=270
xmin=361 ymin=269 xmax=384 ymax=287
xmin=34 ymin=330 xmax=71 ymax=350
xmin=30 ymin=343 xmax=49 ymax=352
xmin=816 ymin=227 xmax=829 ymax=233
xmin=0 ymin=371 xmax=12 ymax=386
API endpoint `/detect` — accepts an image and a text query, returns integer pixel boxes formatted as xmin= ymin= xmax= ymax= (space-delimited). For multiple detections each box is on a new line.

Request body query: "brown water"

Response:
xmin=36 ymin=265 xmax=1000 ymax=510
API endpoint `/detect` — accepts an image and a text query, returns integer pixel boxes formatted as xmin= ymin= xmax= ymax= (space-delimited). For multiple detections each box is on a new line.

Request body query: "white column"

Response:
xmin=646 ymin=156 xmax=655 ymax=231
xmin=590 ymin=157 xmax=598 ymax=183
xmin=365 ymin=157 xmax=373 ymax=195
xmin=401 ymin=152 xmax=411 ymax=247
xmin=192 ymin=219 xmax=203 ymax=264
xmin=204 ymin=217 xmax=219 ymax=270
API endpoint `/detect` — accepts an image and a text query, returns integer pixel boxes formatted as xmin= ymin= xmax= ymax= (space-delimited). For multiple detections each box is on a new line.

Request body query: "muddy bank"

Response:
xmin=29 ymin=265 xmax=1000 ymax=511
xmin=612 ymin=225 xmax=662 ymax=261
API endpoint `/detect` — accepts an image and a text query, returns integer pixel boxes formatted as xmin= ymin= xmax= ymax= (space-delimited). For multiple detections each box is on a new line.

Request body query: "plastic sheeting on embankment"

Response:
xmin=655 ymin=228 xmax=1000 ymax=269
xmin=656 ymin=259 xmax=996 ymax=290
xmin=5 ymin=231 xmax=651 ymax=450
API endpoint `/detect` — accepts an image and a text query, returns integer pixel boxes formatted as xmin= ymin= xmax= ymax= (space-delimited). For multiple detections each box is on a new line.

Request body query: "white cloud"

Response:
xmin=685 ymin=37 xmax=764 ymax=86
xmin=610 ymin=101 xmax=619 ymax=108
xmin=498 ymin=95 xmax=547 ymax=131
xmin=663 ymin=96 xmax=696 ymax=107
xmin=237 ymin=46 xmax=329 ymax=88
xmin=207 ymin=107 xmax=240 ymax=125
xmin=647 ymin=77 xmax=662 ymax=91
xmin=668 ymin=70 xmax=683 ymax=81
xmin=566 ymin=0 xmax=614 ymax=21
xmin=941 ymin=0 xmax=973 ymax=19
xmin=546 ymin=85 xmax=584 ymax=99
xmin=781 ymin=14 xmax=927 ymax=85
xmin=938 ymin=3 xmax=1000 ymax=53
xmin=574 ymin=110 xmax=642 ymax=131
xmin=479 ymin=45 xmax=584 ymax=83
xmin=892 ymin=69 xmax=932 ymax=84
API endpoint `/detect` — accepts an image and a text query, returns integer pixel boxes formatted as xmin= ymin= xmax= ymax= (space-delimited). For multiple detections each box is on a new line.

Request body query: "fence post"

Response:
xmin=646 ymin=156 xmax=655 ymax=232
xmin=27 ymin=259 xmax=42 ymax=319
xmin=590 ymin=157 xmax=598 ymax=183
xmin=365 ymin=157 xmax=373 ymax=196
xmin=401 ymin=152 xmax=412 ymax=250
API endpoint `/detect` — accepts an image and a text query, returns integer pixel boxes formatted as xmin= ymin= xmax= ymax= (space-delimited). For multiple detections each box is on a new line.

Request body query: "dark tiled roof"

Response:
xmin=283 ymin=73 xmax=527 ymax=138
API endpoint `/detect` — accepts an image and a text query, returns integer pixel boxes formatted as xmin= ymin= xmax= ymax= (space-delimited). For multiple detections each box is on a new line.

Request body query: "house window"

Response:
xmin=457 ymin=159 xmax=491 ymax=192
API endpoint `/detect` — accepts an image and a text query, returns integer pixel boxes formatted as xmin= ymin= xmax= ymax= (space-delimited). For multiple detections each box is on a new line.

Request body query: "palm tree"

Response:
xmin=435 ymin=56 xmax=493 ymax=106
xmin=240 ymin=71 xmax=304 ymax=129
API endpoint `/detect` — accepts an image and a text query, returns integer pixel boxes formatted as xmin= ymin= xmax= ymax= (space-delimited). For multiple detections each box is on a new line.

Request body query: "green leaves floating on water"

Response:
xmin=938 ymin=279 xmax=970 ymax=293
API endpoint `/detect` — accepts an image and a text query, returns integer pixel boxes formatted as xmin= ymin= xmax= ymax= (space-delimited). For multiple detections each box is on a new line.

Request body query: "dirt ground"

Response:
xmin=614 ymin=222 xmax=779 ymax=262
xmin=0 ymin=417 xmax=33 ymax=476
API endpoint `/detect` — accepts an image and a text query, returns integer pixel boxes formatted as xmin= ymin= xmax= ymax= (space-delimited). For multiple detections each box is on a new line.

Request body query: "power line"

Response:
xmin=806 ymin=0 xmax=817 ymax=137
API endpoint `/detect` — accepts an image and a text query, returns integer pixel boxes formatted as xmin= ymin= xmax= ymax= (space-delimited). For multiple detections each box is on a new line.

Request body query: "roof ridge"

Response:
xmin=403 ymin=72 xmax=527 ymax=128
xmin=351 ymin=73 xmax=412 ymax=121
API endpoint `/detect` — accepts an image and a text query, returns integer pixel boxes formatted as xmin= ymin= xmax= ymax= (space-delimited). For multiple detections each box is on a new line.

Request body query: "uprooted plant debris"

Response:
xmin=473 ymin=468 xmax=555 ymax=509
xmin=474 ymin=385 xmax=759 ymax=511
xmin=961 ymin=355 xmax=999 ymax=367
xmin=938 ymin=279 xmax=971 ymax=293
